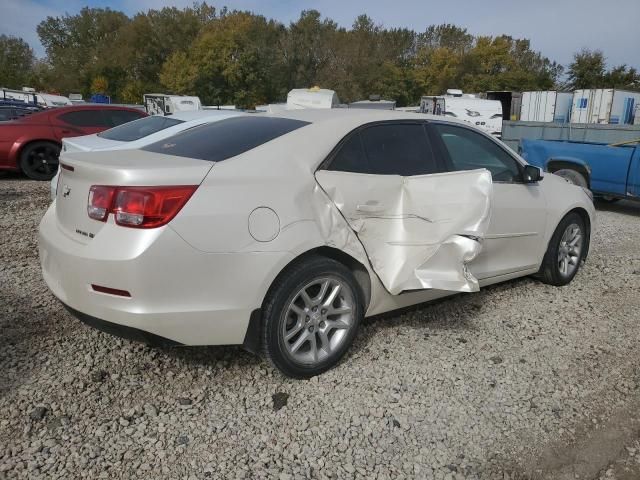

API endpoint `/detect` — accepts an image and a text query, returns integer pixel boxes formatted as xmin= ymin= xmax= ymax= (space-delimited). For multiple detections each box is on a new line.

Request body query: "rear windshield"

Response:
xmin=142 ymin=116 xmax=310 ymax=161
xmin=98 ymin=116 xmax=184 ymax=141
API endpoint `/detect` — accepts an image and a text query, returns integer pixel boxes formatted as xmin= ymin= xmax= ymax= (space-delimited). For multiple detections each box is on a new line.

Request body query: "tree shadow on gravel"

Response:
xmin=595 ymin=199 xmax=640 ymax=217
xmin=350 ymin=276 xmax=534 ymax=356
xmin=0 ymin=304 xmax=62 ymax=400
xmin=145 ymin=277 xmax=536 ymax=378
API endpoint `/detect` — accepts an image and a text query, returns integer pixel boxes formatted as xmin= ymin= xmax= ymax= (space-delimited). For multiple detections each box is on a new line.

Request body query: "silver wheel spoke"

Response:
xmin=314 ymin=279 xmax=330 ymax=304
xmin=318 ymin=329 xmax=331 ymax=353
xmin=328 ymin=304 xmax=351 ymax=316
xmin=290 ymin=330 xmax=310 ymax=354
xmin=290 ymin=304 xmax=305 ymax=317
xmin=299 ymin=289 xmax=314 ymax=308
xmin=285 ymin=322 xmax=304 ymax=341
xmin=326 ymin=319 xmax=349 ymax=331
xmin=323 ymin=284 xmax=342 ymax=308
xmin=309 ymin=333 xmax=318 ymax=362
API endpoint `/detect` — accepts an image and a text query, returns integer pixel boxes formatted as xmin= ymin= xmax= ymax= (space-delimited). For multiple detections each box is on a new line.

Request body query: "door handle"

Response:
xmin=356 ymin=203 xmax=386 ymax=214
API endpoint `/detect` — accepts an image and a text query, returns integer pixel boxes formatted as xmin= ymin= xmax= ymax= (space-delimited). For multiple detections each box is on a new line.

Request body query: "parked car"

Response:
xmin=39 ymin=110 xmax=595 ymax=378
xmin=0 ymin=105 xmax=42 ymax=122
xmin=520 ymin=138 xmax=640 ymax=202
xmin=50 ymin=109 xmax=243 ymax=199
xmin=0 ymin=105 xmax=147 ymax=180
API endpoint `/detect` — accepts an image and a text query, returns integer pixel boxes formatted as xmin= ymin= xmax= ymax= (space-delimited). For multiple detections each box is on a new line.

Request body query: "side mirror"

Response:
xmin=523 ymin=165 xmax=543 ymax=183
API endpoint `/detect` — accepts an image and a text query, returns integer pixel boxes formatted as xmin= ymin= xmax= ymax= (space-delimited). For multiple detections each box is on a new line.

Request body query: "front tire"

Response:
xmin=553 ymin=169 xmax=588 ymax=188
xmin=262 ymin=256 xmax=364 ymax=378
xmin=20 ymin=141 xmax=60 ymax=181
xmin=537 ymin=212 xmax=586 ymax=286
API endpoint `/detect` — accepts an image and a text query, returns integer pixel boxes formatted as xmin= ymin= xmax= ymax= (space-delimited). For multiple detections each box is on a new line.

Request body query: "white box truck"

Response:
xmin=571 ymin=89 xmax=640 ymax=125
xmin=520 ymin=91 xmax=573 ymax=123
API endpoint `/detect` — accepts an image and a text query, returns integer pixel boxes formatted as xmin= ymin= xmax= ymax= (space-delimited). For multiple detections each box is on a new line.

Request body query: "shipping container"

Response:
xmin=486 ymin=91 xmax=522 ymax=121
xmin=571 ymin=89 xmax=640 ymax=125
xmin=520 ymin=91 xmax=573 ymax=123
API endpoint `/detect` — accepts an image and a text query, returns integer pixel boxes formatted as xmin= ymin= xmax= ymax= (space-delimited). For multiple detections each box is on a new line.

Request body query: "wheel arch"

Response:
xmin=546 ymin=158 xmax=591 ymax=187
xmin=14 ymin=139 xmax=62 ymax=172
xmin=242 ymin=246 xmax=372 ymax=354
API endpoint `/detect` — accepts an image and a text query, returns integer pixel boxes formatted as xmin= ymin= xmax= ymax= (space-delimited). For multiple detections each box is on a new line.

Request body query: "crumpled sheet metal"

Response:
xmin=315 ymin=169 xmax=493 ymax=295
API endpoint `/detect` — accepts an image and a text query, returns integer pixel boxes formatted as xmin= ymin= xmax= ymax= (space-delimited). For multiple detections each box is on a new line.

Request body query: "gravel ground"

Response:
xmin=1 ymin=175 xmax=639 ymax=480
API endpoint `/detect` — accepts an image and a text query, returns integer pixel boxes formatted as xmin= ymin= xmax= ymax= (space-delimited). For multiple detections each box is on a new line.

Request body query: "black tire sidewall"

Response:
xmin=262 ymin=256 xmax=364 ymax=378
xmin=20 ymin=141 xmax=60 ymax=181
xmin=542 ymin=212 xmax=586 ymax=286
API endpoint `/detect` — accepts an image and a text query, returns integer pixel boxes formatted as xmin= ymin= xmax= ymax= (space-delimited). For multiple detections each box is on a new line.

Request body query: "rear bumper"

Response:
xmin=39 ymin=204 xmax=293 ymax=345
xmin=63 ymin=302 xmax=181 ymax=347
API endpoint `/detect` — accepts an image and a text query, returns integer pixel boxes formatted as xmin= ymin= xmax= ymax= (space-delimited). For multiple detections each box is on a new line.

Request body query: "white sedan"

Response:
xmin=50 ymin=109 xmax=242 ymax=199
xmin=39 ymin=110 xmax=594 ymax=378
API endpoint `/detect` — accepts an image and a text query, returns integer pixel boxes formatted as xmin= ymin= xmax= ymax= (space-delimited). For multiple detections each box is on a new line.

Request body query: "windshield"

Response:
xmin=98 ymin=116 xmax=184 ymax=142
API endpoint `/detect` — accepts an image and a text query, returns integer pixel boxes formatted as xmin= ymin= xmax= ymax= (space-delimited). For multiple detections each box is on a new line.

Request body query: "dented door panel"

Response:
xmin=315 ymin=169 xmax=493 ymax=295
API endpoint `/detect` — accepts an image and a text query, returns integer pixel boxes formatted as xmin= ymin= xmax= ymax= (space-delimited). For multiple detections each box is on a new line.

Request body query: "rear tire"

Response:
xmin=262 ymin=256 xmax=364 ymax=378
xmin=19 ymin=141 xmax=60 ymax=181
xmin=553 ymin=169 xmax=588 ymax=188
xmin=537 ymin=212 xmax=586 ymax=286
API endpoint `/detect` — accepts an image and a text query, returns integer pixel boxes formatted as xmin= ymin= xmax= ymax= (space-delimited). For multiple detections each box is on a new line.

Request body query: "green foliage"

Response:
xmin=566 ymin=49 xmax=640 ymax=91
xmin=2 ymin=5 xmax=633 ymax=105
xmin=0 ymin=35 xmax=36 ymax=89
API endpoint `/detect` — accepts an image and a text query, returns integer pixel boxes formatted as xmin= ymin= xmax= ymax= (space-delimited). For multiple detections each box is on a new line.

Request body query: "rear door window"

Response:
xmin=328 ymin=133 xmax=369 ymax=174
xmin=104 ymin=109 xmax=146 ymax=127
xmin=59 ymin=110 xmax=109 ymax=127
xmin=99 ymin=116 xmax=184 ymax=142
xmin=143 ymin=116 xmax=310 ymax=161
xmin=360 ymin=123 xmax=438 ymax=176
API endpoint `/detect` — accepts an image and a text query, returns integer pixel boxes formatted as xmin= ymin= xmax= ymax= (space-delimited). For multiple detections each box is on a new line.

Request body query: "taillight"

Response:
xmin=87 ymin=185 xmax=197 ymax=228
xmin=88 ymin=186 xmax=116 ymax=221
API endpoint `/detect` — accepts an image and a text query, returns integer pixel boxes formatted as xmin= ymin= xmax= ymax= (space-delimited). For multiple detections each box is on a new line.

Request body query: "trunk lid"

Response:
xmin=55 ymin=149 xmax=214 ymax=243
xmin=62 ymin=134 xmax=123 ymax=153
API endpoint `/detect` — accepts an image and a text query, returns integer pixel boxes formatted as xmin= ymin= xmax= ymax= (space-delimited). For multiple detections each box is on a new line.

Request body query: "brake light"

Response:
xmin=88 ymin=186 xmax=116 ymax=221
xmin=87 ymin=185 xmax=197 ymax=228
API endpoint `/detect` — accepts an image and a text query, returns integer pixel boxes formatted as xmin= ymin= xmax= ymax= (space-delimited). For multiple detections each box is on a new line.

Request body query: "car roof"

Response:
xmin=264 ymin=107 xmax=473 ymax=130
xmin=168 ymin=109 xmax=244 ymax=121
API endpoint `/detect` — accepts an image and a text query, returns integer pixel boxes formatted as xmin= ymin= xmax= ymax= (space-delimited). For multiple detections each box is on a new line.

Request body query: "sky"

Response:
xmin=3 ymin=0 xmax=640 ymax=70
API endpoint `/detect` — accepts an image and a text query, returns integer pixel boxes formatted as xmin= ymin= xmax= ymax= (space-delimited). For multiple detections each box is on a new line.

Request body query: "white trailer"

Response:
xmin=286 ymin=88 xmax=339 ymax=110
xmin=571 ymin=89 xmax=640 ymax=125
xmin=420 ymin=95 xmax=503 ymax=136
xmin=520 ymin=91 xmax=573 ymax=123
xmin=143 ymin=94 xmax=202 ymax=116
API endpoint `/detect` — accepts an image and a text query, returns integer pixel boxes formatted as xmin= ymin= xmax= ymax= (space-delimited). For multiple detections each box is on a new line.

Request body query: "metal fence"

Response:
xmin=502 ymin=121 xmax=640 ymax=151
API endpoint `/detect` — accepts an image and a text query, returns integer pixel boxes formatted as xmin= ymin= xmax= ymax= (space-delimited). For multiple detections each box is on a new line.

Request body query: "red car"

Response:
xmin=0 ymin=105 xmax=147 ymax=180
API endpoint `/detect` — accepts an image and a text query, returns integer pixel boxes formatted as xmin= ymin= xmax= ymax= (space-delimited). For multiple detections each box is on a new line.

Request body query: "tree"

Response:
xmin=566 ymin=49 xmax=606 ymax=89
xmin=0 ymin=35 xmax=36 ymax=89
xmin=605 ymin=65 xmax=640 ymax=90
xmin=90 ymin=75 xmax=109 ymax=94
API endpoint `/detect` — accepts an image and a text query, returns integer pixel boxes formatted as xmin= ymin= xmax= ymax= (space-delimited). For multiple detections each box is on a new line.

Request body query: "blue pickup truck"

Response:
xmin=520 ymin=139 xmax=640 ymax=202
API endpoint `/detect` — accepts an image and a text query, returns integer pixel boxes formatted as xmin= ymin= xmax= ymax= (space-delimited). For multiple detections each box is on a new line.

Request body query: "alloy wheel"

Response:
xmin=282 ymin=276 xmax=355 ymax=365
xmin=557 ymin=223 xmax=582 ymax=277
